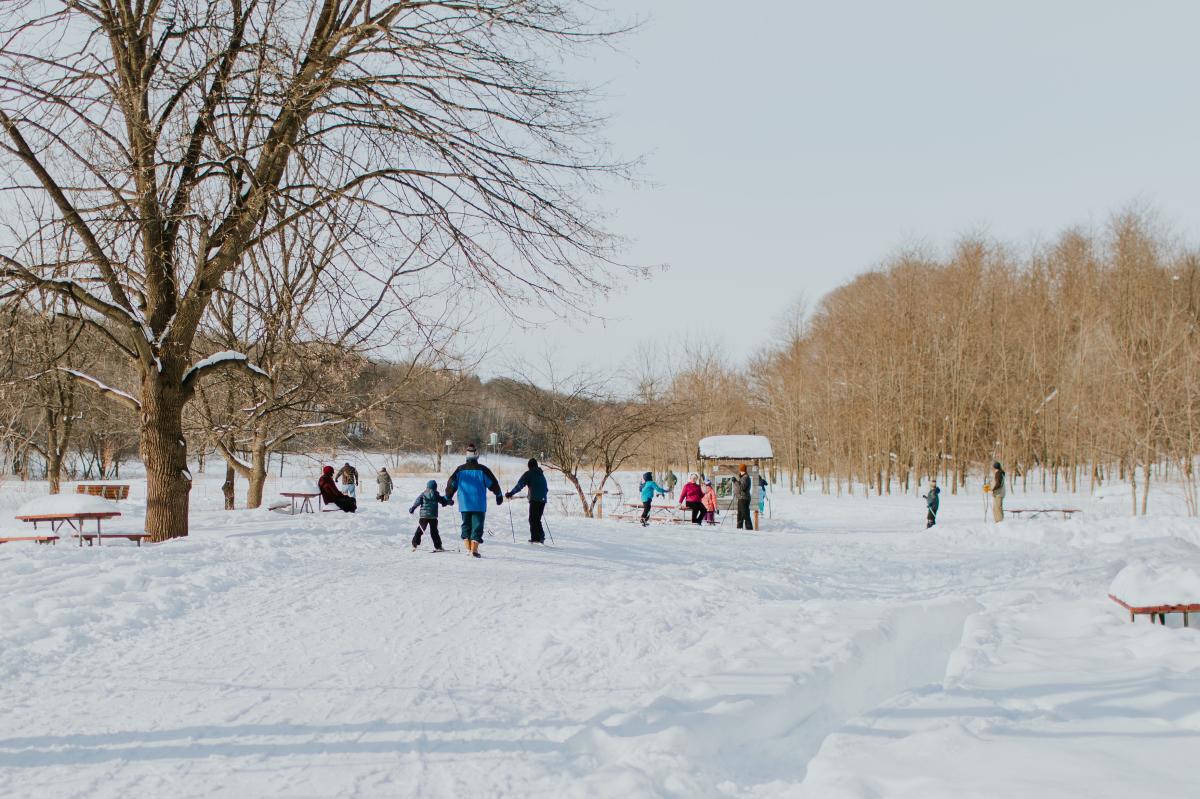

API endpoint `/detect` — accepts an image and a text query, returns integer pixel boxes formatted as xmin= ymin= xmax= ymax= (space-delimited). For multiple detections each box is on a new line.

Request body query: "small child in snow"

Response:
xmin=409 ymin=479 xmax=453 ymax=550
xmin=922 ymin=479 xmax=940 ymax=529
xmin=638 ymin=471 xmax=666 ymax=527
xmin=701 ymin=479 xmax=718 ymax=525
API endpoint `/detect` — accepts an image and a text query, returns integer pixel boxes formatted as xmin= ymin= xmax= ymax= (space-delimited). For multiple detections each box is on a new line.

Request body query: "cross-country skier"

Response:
xmin=638 ymin=471 xmax=666 ymax=526
xmin=446 ymin=443 xmax=503 ymax=558
xmin=923 ymin=479 xmax=941 ymax=528
xmin=505 ymin=458 xmax=549 ymax=543
xmin=409 ymin=479 xmax=452 ymax=550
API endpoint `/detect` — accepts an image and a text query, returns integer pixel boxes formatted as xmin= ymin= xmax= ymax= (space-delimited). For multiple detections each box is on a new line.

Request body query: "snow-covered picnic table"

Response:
xmin=1007 ymin=507 xmax=1081 ymax=520
xmin=279 ymin=491 xmax=319 ymax=515
xmin=1109 ymin=560 xmax=1200 ymax=626
xmin=13 ymin=495 xmax=142 ymax=547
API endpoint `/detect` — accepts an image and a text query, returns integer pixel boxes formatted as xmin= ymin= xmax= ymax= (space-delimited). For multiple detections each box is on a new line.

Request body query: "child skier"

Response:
xmin=923 ymin=479 xmax=940 ymax=529
xmin=409 ymin=479 xmax=453 ymax=551
xmin=638 ymin=471 xmax=666 ymax=527
xmin=701 ymin=479 xmax=718 ymax=524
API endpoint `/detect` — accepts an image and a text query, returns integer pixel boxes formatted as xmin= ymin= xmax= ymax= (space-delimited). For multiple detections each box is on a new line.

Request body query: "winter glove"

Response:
xmin=505 ymin=492 xmax=513 ymax=499
xmin=409 ymin=507 xmax=415 ymax=514
xmin=496 ymin=494 xmax=504 ymax=506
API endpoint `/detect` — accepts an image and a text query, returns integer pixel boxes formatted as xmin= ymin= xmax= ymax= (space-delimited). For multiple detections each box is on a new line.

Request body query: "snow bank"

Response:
xmin=698 ymin=434 xmax=774 ymax=459
xmin=14 ymin=493 xmax=119 ymax=517
xmin=1109 ymin=560 xmax=1200 ymax=606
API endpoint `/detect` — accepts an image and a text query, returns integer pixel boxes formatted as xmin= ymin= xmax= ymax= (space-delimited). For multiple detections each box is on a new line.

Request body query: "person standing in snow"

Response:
xmin=923 ymin=479 xmax=941 ymax=528
xmin=663 ymin=469 xmax=678 ymax=494
xmin=409 ymin=479 xmax=452 ymax=550
xmin=679 ymin=473 xmax=706 ymax=525
xmin=336 ymin=462 xmax=360 ymax=498
xmin=638 ymin=471 xmax=666 ymax=527
xmin=376 ymin=467 xmax=393 ymax=501
xmin=701 ymin=479 xmax=718 ymax=524
xmin=733 ymin=464 xmax=754 ymax=530
xmin=318 ymin=465 xmax=357 ymax=513
xmin=446 ymin=443 xmax=503 ymax=558
xmin=989 ymin=461 xmax=1006 ymax=523
xmin=505 ymin=458 xmax=550 ymax=543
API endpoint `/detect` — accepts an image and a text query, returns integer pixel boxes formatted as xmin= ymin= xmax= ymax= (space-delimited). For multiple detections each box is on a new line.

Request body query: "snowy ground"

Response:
xmin=1 ymin=461 xmax=1199 ymax=798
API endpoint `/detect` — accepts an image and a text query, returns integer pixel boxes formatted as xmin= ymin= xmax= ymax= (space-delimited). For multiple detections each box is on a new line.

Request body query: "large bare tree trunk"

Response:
xmin=246 ymin=444 xmax=269 ymax=510
xmin=140 ymin=379 xmax=191 ymax=541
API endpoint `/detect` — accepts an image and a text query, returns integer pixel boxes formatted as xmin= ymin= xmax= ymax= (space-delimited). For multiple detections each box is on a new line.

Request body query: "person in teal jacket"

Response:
xmin=638 ymin=471 xmax=666 ymax=527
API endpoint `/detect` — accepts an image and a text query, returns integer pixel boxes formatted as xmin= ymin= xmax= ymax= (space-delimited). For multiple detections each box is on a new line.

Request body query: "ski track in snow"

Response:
xmin=1 ymin=473 xmax=1198 ymax=798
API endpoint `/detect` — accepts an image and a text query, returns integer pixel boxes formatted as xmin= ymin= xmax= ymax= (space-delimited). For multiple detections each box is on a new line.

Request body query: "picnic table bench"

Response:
xmin=1007 ymin=508 xmax=1081 ymax=520
xmin=1109 ymin=594 xmax=1198 ymax=627
xmin=76 ymin=532 xmax=151 ymax=547
xmin=15 ymin=511 xmax=130 ymax=547
xmin=280 ymin=491 xmax=320 ymax=515
xmin=0 ymin=535 xmax=59 ymax=545
xmin=75 ymin=483 xmax=130 ymax=500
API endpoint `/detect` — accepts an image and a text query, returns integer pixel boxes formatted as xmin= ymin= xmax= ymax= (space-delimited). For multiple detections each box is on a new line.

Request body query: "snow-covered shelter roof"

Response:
xmin=698 ymin=435 xmax=774 ymax=460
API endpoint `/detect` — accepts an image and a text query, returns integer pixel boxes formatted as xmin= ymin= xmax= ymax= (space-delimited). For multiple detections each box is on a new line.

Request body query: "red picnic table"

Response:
xmin=1109 ymin=594 xmax=1199 ymax=627
xmin=279 ymin=491 xmax=320 ymax=515
xmin=14 ymin=511 xmax=146 ymax=547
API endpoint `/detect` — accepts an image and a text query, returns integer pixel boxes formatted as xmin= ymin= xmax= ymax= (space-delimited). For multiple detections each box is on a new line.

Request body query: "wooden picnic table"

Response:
xmin=280 ymin=491 xmax=320 ymax=515
xmin=1007 ymin=508 xmax=1082 ymax=520
xmin=1109 ymin=594 xmax=1199 ymax=627
xmin=16 ymin=511 xmax=124 ymax=547
xmin=75 ymin=483 xmax=130 ymax=500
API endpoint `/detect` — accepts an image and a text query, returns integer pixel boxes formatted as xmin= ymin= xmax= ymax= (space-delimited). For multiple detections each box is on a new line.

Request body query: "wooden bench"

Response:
xmin=0 ymin=535 xmax=59 ymax=545
xmin=280 ymin=492 xmax=319 ymax=514
xmin=76 ymin=532 xmax=151 ymax=547
xmin=75 ymin=483 xmax=131 ymax=500
xmin=1109 ymin=594 xmax=1198 ymax=626
xmin=611 ymin=512 xmax=688 ymax=524
xmin=16 ymin=511 xmax=123 ymax=547
xmin=1007 ymin=508 xmax=1081 ymax=520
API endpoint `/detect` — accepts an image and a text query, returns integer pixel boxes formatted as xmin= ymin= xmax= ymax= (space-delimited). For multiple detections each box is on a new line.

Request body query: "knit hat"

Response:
xmin=993 ymin=461 xmax=1002 ymax=469
xmin=704 ymin=479 xmax=712 ymax=486
xmin=642 ymin=471 xmax=653 ymax=481
xmin=466 ymin=443 xmax=478 ymax=460
xmin=322 ymin=465 xmax=334 ymax=475
xmin=426 ymin=479 xmax=437 ymax=490
xmin=528 ymin=458 xmax=538 ymax=469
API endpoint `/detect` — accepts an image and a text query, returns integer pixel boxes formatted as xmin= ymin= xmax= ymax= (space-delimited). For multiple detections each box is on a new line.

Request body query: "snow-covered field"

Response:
xmin=1 ymin=459 xmax=1199 ymax=798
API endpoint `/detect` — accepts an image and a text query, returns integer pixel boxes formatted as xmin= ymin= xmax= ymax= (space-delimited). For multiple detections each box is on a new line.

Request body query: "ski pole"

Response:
xmin=507 ymin=499 xmax=516 ymax=542
xmin=544 ymin=514 xmax=555 ymax=545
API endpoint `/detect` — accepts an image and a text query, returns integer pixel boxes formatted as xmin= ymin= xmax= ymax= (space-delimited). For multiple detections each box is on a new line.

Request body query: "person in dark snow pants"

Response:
xmin=679 ymin=474 xmax=706 ymax=525
xmin=733 ymin=465 xmax=754 ymax=530
xmin=638 ymin=471 xmax=666 ymax=527
xmin=923 ymin=479 xmax=940 ymax=528
xmin=506 ymin=458 xmax=549 ymax=543
xmin=318 ymin=465 xmax=357 ymax=513
xmin=446 ymin=443 xmax=503 ymax=558
xmin=409 ymin=479 xmax=452 ymax=550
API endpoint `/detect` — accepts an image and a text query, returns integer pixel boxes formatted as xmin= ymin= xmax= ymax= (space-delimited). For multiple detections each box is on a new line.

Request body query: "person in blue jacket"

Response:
xmin=446 ymin=442 xmax=503 ymax=558
xmin=923 ymin=478 xmax=941 ymax=529
xmin=638 ymin=471 xmax=666 ymax=527
xmin=506 ymin=458 xmax=549 ymax=543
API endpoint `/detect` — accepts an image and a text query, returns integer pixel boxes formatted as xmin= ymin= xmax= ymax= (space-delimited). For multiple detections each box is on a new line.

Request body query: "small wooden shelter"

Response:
xmin=697 ymin=435 xmax=774 ymax=529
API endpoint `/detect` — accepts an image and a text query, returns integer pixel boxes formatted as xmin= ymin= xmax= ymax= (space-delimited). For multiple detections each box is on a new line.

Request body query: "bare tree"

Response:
xmin=0 ymin=1 xmax=627 ymax=539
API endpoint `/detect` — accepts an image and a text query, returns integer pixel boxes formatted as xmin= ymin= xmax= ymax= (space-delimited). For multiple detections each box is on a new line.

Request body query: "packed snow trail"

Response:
xmin=1 ymin=478 xmax=1198 ymax=797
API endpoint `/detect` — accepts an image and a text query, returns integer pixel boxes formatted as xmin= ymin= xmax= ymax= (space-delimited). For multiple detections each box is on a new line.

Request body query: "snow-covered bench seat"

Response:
xmin=0 ymin=535 xmax=59 ymax=545
xmin=1109 ymin=561 xmax=1200 ymax=626
xmin=1006 ymin=508 xmax=1081 ymax=520
xmin=75 ymin=532 xmax=151 ymax=547
xmin=75 ymin=483 xmax=130 ymax=500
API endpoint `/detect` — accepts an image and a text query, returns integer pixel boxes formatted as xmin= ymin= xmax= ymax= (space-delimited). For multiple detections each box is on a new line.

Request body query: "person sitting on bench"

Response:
xmin=319 ymin=465 xmax=357 ymax=513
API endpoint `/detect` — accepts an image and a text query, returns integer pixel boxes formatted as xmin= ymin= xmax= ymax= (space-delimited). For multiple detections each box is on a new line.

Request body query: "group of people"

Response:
xmin=921 ymin=460 xmax=1007 ymax=528
xmin=315 ymin=443 xmax=550 ymax=559
xmin=639 ymin=465 xmax=759 ymax=530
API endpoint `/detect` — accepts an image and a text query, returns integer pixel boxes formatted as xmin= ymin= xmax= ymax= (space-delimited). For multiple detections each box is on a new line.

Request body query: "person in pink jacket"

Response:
xmin=678 ymin=473 xmax=706 ymax=525
xmin=701 ymin=479 xmax=718 ymax=524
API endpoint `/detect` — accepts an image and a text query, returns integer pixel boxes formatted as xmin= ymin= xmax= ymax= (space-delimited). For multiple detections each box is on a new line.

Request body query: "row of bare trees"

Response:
xmin=631 ymin=212 xmax=1199 ymax=516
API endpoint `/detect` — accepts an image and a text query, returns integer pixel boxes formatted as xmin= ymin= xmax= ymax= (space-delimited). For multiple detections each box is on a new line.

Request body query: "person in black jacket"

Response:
xmin=506 ymin=458 xmax=549 ymax=543
xmin=409 ymin=479 xmax=452 ymax=550
xmin=923 ymin=479 xmax=941 ymax=528
xmin=733 ymin=464 xmax=754 ymax=530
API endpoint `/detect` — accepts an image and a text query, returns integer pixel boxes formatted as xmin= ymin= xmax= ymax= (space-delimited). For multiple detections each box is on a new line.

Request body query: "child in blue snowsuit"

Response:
xmin=638 ymin=471 xmax=666 ymax=527
xmin=409 ymin=479 xmax=453 ymax=550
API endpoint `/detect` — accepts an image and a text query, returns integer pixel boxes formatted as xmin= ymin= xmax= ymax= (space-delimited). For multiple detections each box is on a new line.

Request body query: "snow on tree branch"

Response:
xmin=56 ymin=368 xmax=141 ymax=411
xmin=181 ymin=351 xmax=270 ymax=395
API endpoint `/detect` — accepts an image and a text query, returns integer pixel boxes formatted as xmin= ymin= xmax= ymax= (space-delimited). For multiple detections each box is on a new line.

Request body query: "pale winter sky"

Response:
xmin=478 ymin=0 xmax=1200 ymax=377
